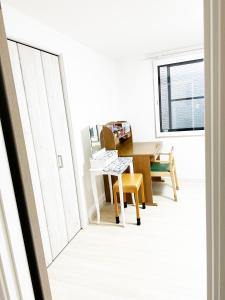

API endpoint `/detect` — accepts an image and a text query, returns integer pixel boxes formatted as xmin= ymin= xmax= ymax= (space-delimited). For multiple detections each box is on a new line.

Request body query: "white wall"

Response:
xmin=2 ymin=4 xmax=121 ymax=223
xmin=117 ymin=58 xmax=205 ymax=179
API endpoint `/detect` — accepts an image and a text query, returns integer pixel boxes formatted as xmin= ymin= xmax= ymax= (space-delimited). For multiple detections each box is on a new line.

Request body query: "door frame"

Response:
xmin=204 ymin=0 xmax=225 ymax=299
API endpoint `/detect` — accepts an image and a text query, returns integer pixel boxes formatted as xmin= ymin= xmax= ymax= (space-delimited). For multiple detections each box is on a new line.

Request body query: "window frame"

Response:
xmin=153 ymin=50 xmax=205 ymax=137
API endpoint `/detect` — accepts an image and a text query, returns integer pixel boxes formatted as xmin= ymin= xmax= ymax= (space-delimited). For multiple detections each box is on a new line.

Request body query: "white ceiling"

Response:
xmin=3 ymin=0 xmax=204 ymax=60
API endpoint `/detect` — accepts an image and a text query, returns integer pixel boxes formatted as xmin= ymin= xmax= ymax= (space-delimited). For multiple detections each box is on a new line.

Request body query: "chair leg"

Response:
xmin=134 ymin=190 xmax=141 ymax=225
xmin=170 ymin=172 xmax=177 ymax=201
xmin=124 ymin=193 xmax=127 ymax=208
xmin=140 ymin=181 xmax=146 ymax=209
xmin=174 ymin=167 xmax=179 ymax=190
xmin=113 ymin=190 xmax=120 ymax=223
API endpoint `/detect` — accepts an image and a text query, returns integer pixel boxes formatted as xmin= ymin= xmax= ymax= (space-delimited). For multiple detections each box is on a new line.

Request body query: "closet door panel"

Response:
xmin=8 ymin=41 xmax=53 ymax=266
xmin=41 ymin=52 xmax=81 ymax=239
xmin=17 ymin=44 xmax=68 ymax=258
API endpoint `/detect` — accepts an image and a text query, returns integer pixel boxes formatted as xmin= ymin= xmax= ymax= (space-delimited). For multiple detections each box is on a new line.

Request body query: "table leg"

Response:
xmin=108 ymin=174 xmax=113 ymax=205
xmin=129 ymin=162 xmax=135 ymax=205
xmin=90 ymin=173 xmax=100 ymax=223
xmin=118 ymin=174 xmax=126 ymax=227
xmin=133 ymin=155 xmax=158 ymax=206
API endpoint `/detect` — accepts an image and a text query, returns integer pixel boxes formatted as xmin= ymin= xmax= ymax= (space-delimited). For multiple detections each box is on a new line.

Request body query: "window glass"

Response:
xmin=158 ymin=59 xmax=205 ymax=132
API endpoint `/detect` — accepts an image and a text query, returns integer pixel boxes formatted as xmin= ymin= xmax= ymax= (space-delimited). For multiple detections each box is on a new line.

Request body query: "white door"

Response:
xmin=17 ymin=43 xmax=68 ymax=259
xmin=41 ymin=52 xmax=81 ymax=240
xmin=8 ymin=40 xmax=53 ymax=266
xmin=8 ymin=41 xmax=81 ymax=264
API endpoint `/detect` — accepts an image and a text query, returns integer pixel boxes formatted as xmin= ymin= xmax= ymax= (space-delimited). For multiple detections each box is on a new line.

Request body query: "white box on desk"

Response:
xmin=90 ymin=148 xmax=118 ymax=169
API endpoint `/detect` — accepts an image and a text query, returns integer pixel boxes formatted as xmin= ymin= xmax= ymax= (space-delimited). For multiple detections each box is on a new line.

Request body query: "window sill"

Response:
xmin=156 ymin=130 xmax=205 ymax=138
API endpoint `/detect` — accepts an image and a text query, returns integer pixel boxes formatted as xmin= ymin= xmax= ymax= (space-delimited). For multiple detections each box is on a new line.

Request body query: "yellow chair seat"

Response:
xmin=113 ymin=173 xmax=145 ymax=225
xmin=113 ymin=173 xmax=143 ymax=193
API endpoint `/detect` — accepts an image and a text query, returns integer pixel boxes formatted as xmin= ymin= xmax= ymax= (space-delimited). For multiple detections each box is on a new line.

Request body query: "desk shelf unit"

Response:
xmin=101 ymin=121 xmax=133 ymax=150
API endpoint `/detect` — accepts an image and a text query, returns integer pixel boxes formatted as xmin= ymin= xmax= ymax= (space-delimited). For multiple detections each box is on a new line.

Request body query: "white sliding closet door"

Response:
xmin=8 ymin=40 xmax=53 ymax=266
xmin=17 ymin=44 xmax=68 ymax=259
xmin=41 ymin=52 xmax=80 ymax=240
xmin=8 ymin=41 xmax=81 ymax=265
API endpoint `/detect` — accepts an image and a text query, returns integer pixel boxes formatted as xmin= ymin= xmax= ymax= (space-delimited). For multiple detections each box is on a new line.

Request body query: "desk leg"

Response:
xmin=133 ymin=155 xmax=157 ymax=206
xmin=91 ymin=173 xmax=100 ymax=223
xmin=118 ymin=174 xmax=125 ymax=227
xmin=129 ymin=162 xmax=135 ymax=205
xmin=108 ymin=174 xmax=113 ymax=205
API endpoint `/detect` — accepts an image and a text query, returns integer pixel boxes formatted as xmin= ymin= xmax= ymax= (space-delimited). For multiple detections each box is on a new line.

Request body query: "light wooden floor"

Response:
xmin=48 ymin=179 xmax=207 ymax=300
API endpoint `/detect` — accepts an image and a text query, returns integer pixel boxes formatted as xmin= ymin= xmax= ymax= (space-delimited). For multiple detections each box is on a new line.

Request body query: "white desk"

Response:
xmin=90 ymin=154 xmax=134 ymax=227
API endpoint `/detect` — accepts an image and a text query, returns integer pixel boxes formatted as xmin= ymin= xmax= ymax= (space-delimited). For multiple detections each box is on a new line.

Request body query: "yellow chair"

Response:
xmin=150 ymin=147 xmax=179 ymax=201
xmin=113 ymin=173 xmax=145 ymax=225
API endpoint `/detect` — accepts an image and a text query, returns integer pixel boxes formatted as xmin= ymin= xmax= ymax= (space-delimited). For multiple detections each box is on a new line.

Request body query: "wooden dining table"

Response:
xmin=117 ymin=141 xmax=162 ymax=205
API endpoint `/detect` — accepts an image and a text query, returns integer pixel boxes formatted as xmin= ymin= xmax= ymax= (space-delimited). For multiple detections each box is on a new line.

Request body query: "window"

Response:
xmin=154 ymin=52 xmax=205 ymax=136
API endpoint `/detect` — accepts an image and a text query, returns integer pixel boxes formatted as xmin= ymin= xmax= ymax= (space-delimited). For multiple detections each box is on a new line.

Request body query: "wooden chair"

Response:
xmin=150 ymin=147 xmax=179 ymax=201
xmin=113 ymin=173 xmax=145 ymax=225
